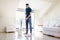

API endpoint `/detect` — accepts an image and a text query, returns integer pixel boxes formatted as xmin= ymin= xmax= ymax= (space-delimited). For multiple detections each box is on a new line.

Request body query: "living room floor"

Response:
xmin=0 ymin=27 xmax=60 ymax=40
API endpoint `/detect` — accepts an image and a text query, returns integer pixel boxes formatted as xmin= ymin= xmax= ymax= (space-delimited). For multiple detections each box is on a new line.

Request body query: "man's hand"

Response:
xmin=25 ymin=18 xmax=28 ymax=20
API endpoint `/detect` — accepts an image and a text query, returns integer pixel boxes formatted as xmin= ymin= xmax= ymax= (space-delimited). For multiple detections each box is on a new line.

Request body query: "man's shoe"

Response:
xmin=29 ymin=33 xmax=32 ymax=37
xmin=24 ymin=33 xmax=27 ymax=35
xmin=25 ymin=34 xmax=30 ymax=37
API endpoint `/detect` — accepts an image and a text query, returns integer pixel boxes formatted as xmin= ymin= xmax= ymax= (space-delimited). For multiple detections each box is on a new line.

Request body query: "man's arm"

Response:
xmin=27 ymin=12 xmax=31 ymax=18
xmin=26 ymin=12 xmax=31 ymax=20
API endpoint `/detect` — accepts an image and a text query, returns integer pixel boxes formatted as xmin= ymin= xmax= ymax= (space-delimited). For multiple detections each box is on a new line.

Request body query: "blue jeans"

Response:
xmin=26 ymin=17 xmax=32 ymax=34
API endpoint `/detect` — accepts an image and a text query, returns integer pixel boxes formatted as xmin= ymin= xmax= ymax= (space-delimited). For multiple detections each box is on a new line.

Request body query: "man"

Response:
xmin=25 ymin=3 xmax=32 ymax=37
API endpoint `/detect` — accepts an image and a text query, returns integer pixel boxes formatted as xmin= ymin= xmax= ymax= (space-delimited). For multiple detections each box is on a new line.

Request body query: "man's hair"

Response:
xmin=26 ymin=3 xmax=29 ymax=6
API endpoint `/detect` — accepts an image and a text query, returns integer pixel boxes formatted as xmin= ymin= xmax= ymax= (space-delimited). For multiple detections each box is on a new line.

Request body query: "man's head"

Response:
xmin=26 ymin=3 xmax=29 ymax=8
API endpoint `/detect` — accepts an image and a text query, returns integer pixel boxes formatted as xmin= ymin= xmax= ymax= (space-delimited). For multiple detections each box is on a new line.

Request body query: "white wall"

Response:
xmin=43 ymin=1 xmax=60 ymax=27
xmin=0 ymin=0 xmax=18 ymax=32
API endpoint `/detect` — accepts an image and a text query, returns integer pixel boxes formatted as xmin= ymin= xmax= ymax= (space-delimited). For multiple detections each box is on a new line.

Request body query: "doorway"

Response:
xmin=16 ymin=10 xmax=35 ymax=29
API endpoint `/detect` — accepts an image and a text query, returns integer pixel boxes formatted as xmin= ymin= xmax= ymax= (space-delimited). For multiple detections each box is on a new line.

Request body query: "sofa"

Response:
xmin=43 ymin=20 xmax=60 ymax=37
